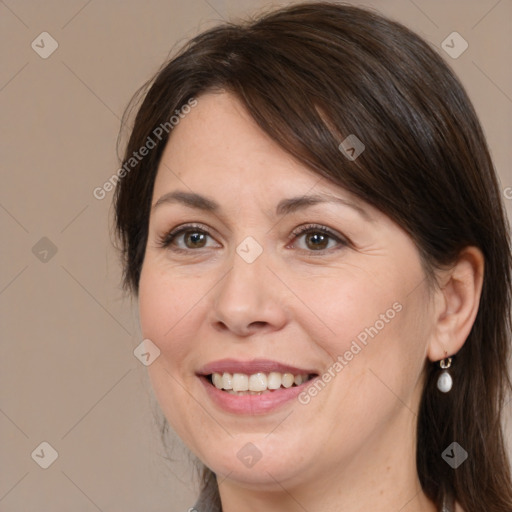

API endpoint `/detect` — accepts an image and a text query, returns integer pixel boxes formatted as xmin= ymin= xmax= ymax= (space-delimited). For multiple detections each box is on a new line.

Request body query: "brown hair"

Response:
xmin=113 ymin=2 xmax=512 ymax=510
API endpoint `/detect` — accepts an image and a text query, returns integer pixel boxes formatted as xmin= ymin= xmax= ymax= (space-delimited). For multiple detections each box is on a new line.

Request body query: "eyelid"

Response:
xmin=289 ymin=223 xmax=346 ymax=242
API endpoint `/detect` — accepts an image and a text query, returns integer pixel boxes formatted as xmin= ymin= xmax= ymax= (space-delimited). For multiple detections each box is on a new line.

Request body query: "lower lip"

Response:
xmin=199 ymin=376 xmax=315 ymax=414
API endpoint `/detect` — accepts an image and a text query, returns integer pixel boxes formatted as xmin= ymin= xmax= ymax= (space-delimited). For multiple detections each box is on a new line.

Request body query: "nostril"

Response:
xmin=248 ymin=321 xmax=268 ymax=329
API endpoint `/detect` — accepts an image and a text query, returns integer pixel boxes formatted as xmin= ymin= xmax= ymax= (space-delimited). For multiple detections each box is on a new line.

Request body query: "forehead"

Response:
xmin=151 ymin=91 xmax=378 ymax=224
xmin=154 ymin=91 xmax=317 ymax=190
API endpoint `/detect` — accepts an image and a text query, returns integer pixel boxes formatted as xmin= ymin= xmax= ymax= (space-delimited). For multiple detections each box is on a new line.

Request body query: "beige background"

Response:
xmin=1 ymin=0 xmax=511 ymax=510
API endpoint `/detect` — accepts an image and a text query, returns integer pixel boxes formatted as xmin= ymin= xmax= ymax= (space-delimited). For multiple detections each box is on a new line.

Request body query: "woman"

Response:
xmin=113 ymin=2 xmax=512 ymax=511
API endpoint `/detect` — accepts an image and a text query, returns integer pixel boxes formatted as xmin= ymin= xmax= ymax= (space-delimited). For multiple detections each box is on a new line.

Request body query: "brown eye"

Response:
xmin=182 ymin=230 xmax=207 ymax=249
xmin=158 ymin=223 xmax=347 ymax=255
xmin=158 ymin=223 xmax=218 ymax=252
xmin=304 ymin=232 xmax=330 ymax=251
xmin=290 ymin=224 xmax=348 ymax=253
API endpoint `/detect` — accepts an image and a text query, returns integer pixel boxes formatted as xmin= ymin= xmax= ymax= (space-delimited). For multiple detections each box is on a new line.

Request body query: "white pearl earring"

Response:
xmin=437 ymin=357 xmax=453 ymax=393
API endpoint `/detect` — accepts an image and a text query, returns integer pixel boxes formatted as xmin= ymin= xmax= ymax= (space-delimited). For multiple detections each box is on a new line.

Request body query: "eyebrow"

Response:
xmin=152 ymin=190 xmax=372 ymax=221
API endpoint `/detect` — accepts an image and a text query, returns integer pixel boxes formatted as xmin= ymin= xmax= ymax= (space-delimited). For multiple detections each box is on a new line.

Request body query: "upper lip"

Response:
xmin=197 ymin=358 xmax=318 ymax=376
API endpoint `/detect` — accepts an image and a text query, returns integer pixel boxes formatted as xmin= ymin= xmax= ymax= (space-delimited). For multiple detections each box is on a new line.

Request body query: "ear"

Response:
xmin=427 ymin=246 xmax=484 ymax=362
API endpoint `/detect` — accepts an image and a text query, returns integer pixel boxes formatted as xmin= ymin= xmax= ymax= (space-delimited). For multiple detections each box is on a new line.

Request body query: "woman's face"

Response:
xmin=139 ymin=91 xmax=436 ymax=490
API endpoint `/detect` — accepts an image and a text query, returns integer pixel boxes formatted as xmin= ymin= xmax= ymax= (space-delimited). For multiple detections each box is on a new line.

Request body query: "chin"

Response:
xmin=197 ymin=438 xmax=315 ymax=490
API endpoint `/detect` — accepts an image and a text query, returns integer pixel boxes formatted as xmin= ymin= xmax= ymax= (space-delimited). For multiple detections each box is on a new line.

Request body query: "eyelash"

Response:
xmin=157 ymin=223 xmax=349 ymax=255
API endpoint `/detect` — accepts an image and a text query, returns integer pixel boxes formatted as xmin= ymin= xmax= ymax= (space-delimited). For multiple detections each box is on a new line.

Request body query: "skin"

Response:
xmin=138 ymin=91 xmax=483 ymax=512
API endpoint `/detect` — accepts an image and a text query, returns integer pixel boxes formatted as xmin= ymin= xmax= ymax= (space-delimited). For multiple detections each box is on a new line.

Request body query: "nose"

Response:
xmin=209 ymin=246 xmax=288 ymax=338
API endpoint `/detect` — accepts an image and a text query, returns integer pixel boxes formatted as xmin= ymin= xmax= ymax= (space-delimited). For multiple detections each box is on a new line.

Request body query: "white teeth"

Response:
xmin=281 ymin=373 xmax=294 ymax=388
xmin=267 ymin=372 xmax=282 ymax=390
xmin=222 ymin=372 xmax=233 ymax=390
xmin=210 ymin=371 xmax=310 ymax=392
xmin=248 ymin=373 xmax=267 ymax=392
xmin=212 ymin=373 xmax=223 ymax=388
xmin=232 ymin=373 xmax=249 ymax=392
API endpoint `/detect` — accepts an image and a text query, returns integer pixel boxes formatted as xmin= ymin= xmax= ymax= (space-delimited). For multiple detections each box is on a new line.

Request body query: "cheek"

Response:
xmin=295 ymin=270 xmax=401 ymax=352
xmin=138 ymin=266 xmax=203 ymax=444
xmin=304 ymin=260 xmax=431 ymax=389
xmin=138 ymin=262 xmax=200 ymax=355
xmin=138 ymin=268 xmax=196 ymax=429
xmin=138 ymin=264 xmax=176 ymax=341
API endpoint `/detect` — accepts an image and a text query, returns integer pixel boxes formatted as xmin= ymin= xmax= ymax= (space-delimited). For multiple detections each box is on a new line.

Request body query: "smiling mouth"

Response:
xmin=206 ymin=371 xmax=317 ymax=395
